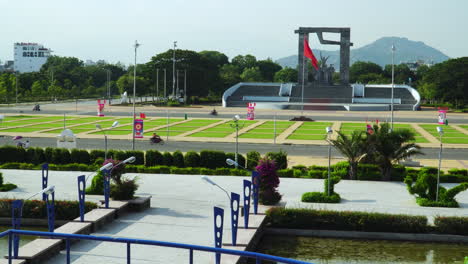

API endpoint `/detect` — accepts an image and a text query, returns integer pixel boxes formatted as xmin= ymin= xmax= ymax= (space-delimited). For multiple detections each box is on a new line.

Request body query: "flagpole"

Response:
xmin=301 ymin=37 xmax=306 ymax=116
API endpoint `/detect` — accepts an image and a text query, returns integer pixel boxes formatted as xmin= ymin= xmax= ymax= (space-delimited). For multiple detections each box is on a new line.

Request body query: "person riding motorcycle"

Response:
xmin=150 ymin=133 xmax=162 ymax=144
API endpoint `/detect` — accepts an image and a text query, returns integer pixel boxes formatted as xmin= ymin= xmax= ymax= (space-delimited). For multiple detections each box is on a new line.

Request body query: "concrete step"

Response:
xmin=4 ymin=239 xmax=62 ymax=264
xmin=72 ymin=208 xmax=116 ymax=232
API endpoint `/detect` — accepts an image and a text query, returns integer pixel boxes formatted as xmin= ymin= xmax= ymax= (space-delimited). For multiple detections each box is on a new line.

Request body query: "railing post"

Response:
xmin=243 ymin=180 xmax=252 ymax=228
xmin=189 ymin=249 xmax=193 ymax=264
xmin=103 ymin=169 xmax=111 ymax=208
xmin=256 ymin=257 xmax=262 ymax=264
xmin=46 ymin=191 xmax=55 ymax=232
xmin=77 ymin=175 xmax=86 ymax=222
xmin=8 ymin=231 xmax=12 ymax=264
xmin=251 ymin=171 xmax=260 ymax=215
xmin=12 ymin=199 xmax=23 ymax=258
xmin=66 ymin=239 xmax=70 ymax=264
xmin=42 ymin=163 xmax=49 ymax=202
xmin=230 ymin=192 xmax=240 ymax=246
xmin=214 ymin=207 xmax=224 ymax=264
xmin=127 ymin=242 xmax=131 ymax=264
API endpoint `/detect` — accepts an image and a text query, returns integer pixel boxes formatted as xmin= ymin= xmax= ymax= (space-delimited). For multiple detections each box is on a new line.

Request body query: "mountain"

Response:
xmin=276 ymin=37 xmax=450 ymax=68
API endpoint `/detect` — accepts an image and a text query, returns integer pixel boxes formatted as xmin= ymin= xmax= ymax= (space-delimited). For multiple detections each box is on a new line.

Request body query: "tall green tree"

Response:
xmin=330 ymin=131 xmax=367 ymax=180
xmin=274 ymin=67 xmax=298 ymax=83
xmin=240 ymin=67 xmax=262 ymax=82
xmin=349 ymin=61 xmax=383 ymax=83
xmin=257 ymin=59 xmax=282 ymax=82
xmin=366 ymin=123 xmax=423 ymax=181
xmin=232 ymin=55 xmax=257 ymax=72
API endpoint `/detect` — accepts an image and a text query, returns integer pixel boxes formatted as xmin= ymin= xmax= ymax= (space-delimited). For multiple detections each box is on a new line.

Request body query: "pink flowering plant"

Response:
xmin=255 ymin=157 xmax=282 ymax=205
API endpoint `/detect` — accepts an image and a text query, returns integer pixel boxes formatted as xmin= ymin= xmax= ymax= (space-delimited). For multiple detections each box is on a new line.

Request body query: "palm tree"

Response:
xmin=329 ymin=130 xmax=366 ymax=180
xmin=366 ymin=123 xmax=423 ymax=181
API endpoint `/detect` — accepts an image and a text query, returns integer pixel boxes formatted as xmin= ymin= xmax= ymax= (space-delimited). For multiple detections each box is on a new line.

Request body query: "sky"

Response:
xmin=0 ymin=0 xmax=466 ymax=65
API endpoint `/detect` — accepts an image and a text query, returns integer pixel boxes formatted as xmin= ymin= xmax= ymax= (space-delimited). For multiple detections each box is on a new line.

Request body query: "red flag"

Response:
xmin=303 ymin=37 xmax=319 ymax=70
xmin=139 ymin=113 xmax=146 ymax=119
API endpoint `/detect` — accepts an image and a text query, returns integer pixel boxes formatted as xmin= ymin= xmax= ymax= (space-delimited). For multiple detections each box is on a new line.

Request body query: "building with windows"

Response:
xmin=13 ymin=42 xmax=52 ymax=73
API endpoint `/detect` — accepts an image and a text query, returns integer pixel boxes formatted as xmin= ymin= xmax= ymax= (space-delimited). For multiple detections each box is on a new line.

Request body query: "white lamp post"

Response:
xmin=132 ymin=40 xmax=141 ymax=151
xmin=390 ymin=44 xmax=396 ymax=132
xmin=201 ymin=176 xmax=231 ymax=202
xmin=326 ymin=126 xmax=333 ymax=196
xmin=96 ymin=121 xmax=119 ymax=160
xmin=436 ymin=126 xmax=444 ymax=202
xmin=172 ymin=41 xmax=177 ymax=98
xmin=230 ymin=115 xmax=241 ymax=168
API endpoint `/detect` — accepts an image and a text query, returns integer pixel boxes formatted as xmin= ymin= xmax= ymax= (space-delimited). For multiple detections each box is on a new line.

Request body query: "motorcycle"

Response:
xmin=150 ymin=137 xmax=164 ymax=145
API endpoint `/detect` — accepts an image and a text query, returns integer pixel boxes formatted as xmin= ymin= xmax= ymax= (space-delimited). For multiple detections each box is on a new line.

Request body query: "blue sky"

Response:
xmin=0 ymin=0 xmax=466 ymax=65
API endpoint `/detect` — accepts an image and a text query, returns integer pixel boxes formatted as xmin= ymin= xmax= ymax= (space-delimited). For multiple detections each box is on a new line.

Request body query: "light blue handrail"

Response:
xmin=0 ymin=229 xmax=313 ymax=264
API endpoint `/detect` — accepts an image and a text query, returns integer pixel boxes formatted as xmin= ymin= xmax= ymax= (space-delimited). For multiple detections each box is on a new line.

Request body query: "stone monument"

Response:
xmin=295 ymin=27 xmax=353 ymax=85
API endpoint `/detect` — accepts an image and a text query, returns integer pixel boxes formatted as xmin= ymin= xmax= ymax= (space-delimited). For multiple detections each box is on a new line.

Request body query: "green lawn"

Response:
xmin=419 ymin=124 xmax=467 ymax=144
xmin=197 ymin=127 xmax=231 ymax=132
xmin=22 ymin=122 xmax=69 ymax=129
xmin=460 ymin=125 xmax=468 ymax=130
xmin=153 ymin=130 xmax=184 ymax=136
xmin=2 ymin=115 xmax=36 ymax=121
xmin=0 ymin=127 xmax=51 ymax=133
xmin=63 ymin=117 xmax=111 ymax=124
xmin=239 ymin=133 xmax=276 ymax=139
xmin=287 ymin=134 xmax=326 ymax=140
xmin=42 ymin=128 xmax=93 ymax=134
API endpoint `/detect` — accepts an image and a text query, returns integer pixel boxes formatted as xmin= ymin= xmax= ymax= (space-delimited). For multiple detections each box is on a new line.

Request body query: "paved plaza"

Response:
xmin=2 ymin=169 xmax=468 ymax=263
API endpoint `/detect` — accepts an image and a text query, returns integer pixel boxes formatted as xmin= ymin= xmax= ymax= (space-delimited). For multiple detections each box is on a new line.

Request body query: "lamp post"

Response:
xmin=390 ymin=44 xmax=396 ymax=131
xmin=15 ymin=71 xmax=18 ymax=105
xmin=95 ymin=121 xmax=119 ymax=160
xmin=230 ymin=115 xmax=242 ymax=168
xmin=201 ymin=176 xmax=231 ymax=202
xmin=103 ymin=156 xmax=136 ymax=208
xmin=172 ymin=41 xmax=177 ymax=98
xmin=226 ymin=158 xmax=260 ymax=215
xmin=132 ymin=40 xmax=141 ymax=151
xmin=436 ymin=126 xmax=444 ymax=202
xmin=326 ymin=126 xmax=333 ymax=196
xmin=106 ymin=69 xmax=111 ymax=104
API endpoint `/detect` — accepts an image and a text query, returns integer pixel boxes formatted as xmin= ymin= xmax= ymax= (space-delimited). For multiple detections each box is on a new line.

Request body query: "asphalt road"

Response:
xmin=2 ymin=136 xmax=466 ymax=160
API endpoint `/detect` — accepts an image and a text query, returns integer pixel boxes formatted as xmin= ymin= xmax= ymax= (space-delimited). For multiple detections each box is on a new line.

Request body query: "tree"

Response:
xmin=350 ymin=61 xmax=383 ymax=83
xmin=366 ymin=123 xmax=423 ymax=181
xmin=31 ymin=80 xmax=47 ymax=97
xmin=257 ymin=59 xmax=282 ymax=82
xmin=274 ymin=67 xmax=298 ymax=83
xmin=330 ymin=131 xmax=366 ymax=180
xmin=383 ymin=64 xmax=415 ymax=84
xmin=240 ymin=67 xmax=262 ymax=82
xmin=220 ymin=64 xmax=241 ymax=88
xmin=232 ymin=54 xmax=257 ymax=71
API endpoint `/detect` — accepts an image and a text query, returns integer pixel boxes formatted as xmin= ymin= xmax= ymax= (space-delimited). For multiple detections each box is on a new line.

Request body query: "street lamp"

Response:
xmin=326 ymin=126 xmax=333 ymax=196
xmin=230 ymin=115 xmax=242 ymax=168
xmin=436 ymin=126 xmax=444 ymax=202
xmin=201 ymin=176 xmax=231 ymax=202
xmin=390 ymin=44 xmax=396 ymax=131
xmin=132 ymin=40 xmax=141 ymax=151
xmin=172 ymin=41 xmax=177 ymax=98
xmin=103 ymin=156 xmax=136 ymax=208
xmin=95 ymin=121 xmax=119 ymax=160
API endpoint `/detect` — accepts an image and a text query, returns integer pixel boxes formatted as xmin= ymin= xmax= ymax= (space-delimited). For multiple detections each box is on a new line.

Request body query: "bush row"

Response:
xmin=0 ymin=163 xmax=251 ymax=176
xmin=0 ymin=199 xmax=97 ymax=220
xmin=0 ymin=172 xmax=17 ymax=192
xmin=0 ymin=146 xmax=267 ymax=170
xmin=280 ymin=162 xmax=468 ymax=183
xmin=266 ymin=208 xmax=468 ymax=236
xmin=266 ymin=208 xmax=428 ymax=233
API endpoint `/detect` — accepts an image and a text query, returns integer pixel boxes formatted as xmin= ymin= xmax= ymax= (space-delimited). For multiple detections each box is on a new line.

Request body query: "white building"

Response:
xmin=13 ymin=42 xmax=52 ymax=73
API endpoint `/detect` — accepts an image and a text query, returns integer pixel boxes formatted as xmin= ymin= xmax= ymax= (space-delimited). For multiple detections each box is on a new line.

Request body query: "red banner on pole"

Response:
xmin=134 ymin=119 xmax=144 ymax=138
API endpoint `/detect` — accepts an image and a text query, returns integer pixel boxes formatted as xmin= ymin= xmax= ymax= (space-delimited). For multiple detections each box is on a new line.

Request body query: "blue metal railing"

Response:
xmin=0 ymin=229 xmax=313 ymax=264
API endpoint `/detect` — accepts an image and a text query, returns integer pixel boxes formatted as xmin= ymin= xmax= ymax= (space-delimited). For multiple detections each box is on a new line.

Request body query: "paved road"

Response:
xmin=2 ymin=137 xmax=466 ymax=160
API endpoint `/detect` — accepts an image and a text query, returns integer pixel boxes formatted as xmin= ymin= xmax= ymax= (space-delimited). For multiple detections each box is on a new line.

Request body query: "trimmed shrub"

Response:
xmin=0 ymin=199 xmax=97 ymax=220
xmin=32 ymin=148 xmax=45 ymax=164
xmin=357 ymin=163 xmax=381 ymax=181
xmin=200 ymin=168 xmax=214 ymax=175
xmin=214 ymin=168 xmax=231 ymax=175
xmin=90 ymin=150 xmax=105 ymax=163
xmin=448 ymin=168 xmax=468 ymax=176
xmin=277 ymin=169 xmax=294 ymax=178
xmin=391 ymin=164 xmax=407 ymax=181
xmin=225 ymin=152 xmax=246 ymax=168
xmin=406 ymin=168 xmax=419 ymax=181
xmin=162 ymin=152 xmax=173 ymax=166
xmin=25 ymin=148 xmax=35 ymax=163
xmin=111 ymin=177 xmax=139 ymax=200
xmin=0 ymin=146 xmax=26 ymax=164
xmin=265 ymin=150 xmax=288 ymax=170
xmin=434 ymin=216 xmax=468 ymax=235
xmin=146 ymin=150 xmax=164 ymax=166
xmin=301 ymin=192 xmax=341 ymax=203
xmin=308 ymin=170 xmax=325 ymax=179
xmin=173 ymin=151 xmax=185 ymax=167
xmin=52 ymin=148 xmax=71 ymax=164
xmin=70 ymin=149 xmax=90 ymax=164
xmin=293 ymin=169 xmax=305 ymax=178
xmin=44 ymin=147 xmax=53 ymax=163
xmin=200 ymin=150 xmax=225 ymax=169
xmin=246 ymin=151 xmax=261 ymax=170
xmin=229 ymin=168 xmax=249 ymax=176
xmin=184 ymin=151 xmax=200 ymax=167
xmin=332 ymin=161 xmax=349 ymax=172
xmin=0 ymin=172 xmax=3 ymax=186
xmin=86 ymin=170 xmax=104 ymax=195
xmin=266 ymin=208 xmax=428 ymax=233
xmin=120 ymin=151 xmax=145 ymax=165
xmin=0 ymin=183 xmax=17 ymax=192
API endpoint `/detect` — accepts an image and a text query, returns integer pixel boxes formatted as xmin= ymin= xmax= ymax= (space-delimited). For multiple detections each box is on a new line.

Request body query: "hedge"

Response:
xmin=0 ymin=199 xmax=97 ymax=220
xmin=434 ymin=216 xmax=468 ymax=235
xmin=266 ymin=208 xmax=428 ymax=233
